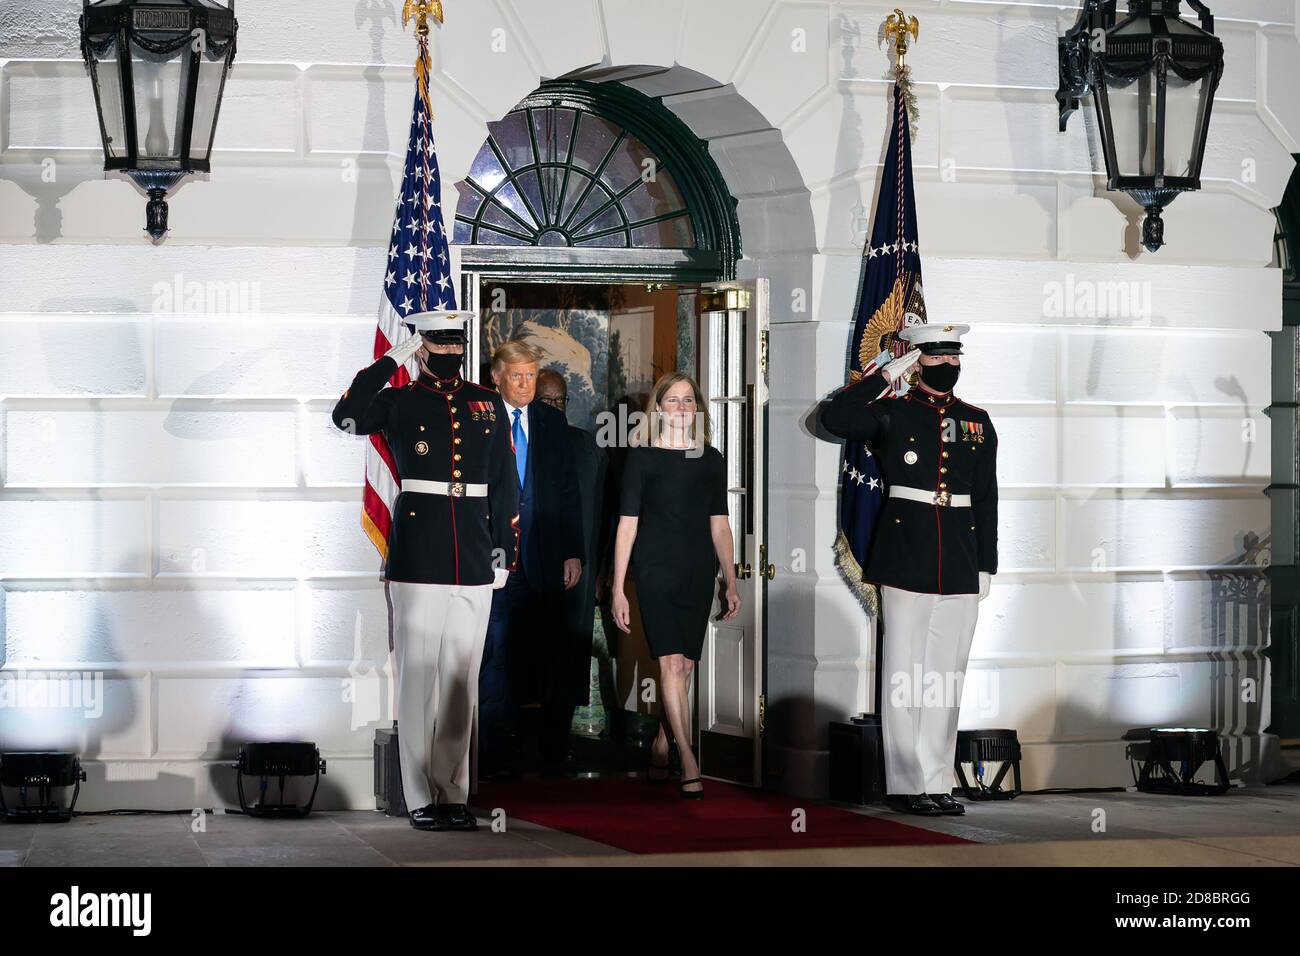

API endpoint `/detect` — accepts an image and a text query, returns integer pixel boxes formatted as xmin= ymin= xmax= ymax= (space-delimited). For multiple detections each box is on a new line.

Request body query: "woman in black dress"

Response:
xmin=611 ymin=372 xmax=740 ymax=798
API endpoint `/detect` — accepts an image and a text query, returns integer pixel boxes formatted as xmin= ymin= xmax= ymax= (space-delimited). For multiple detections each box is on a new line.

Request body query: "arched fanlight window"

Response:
xmin=454 ymin=80 xmax=740 ymax=282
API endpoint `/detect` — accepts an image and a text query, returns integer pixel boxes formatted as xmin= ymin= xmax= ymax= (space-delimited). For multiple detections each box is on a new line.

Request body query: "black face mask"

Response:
xmin=919 ymin=361 xmax=960 ymax=393
xmin=421 ymin=351 xmax=463 ymax=379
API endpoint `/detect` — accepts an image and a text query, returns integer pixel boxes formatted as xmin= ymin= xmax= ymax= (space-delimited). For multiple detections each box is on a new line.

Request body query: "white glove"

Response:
xmin=881 ymin=348 xmax=921 ymax=384
xmin=492 ymin=567 xmax=510 ymax=590
xmin=978 ymin=571 xmax=991 ymax=602
xmin=384 ymin=332 xmax=424 ymax=365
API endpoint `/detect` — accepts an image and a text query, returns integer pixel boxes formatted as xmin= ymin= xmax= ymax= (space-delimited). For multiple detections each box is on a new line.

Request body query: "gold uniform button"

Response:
xmin=454 ymin=454 xmax=462 ymax=461
xmin=454 ymin=437 xmax=462 ymax=445
xmin=940 ymin=467 xmax=948 ymax=474
xmin=449 ymin=406 xmax=457 ymax=413
xmin=970 ymin=525 xmax=976 ymax=531
xmin=908 ymin=436 xmax=916 ymax=443
xmin=409 ymin=511 xmax=416 ymax=517
xmin=419 ymin=425 xmax=425 ymax=432
xmin=895 ymin=518 xmax=901 ymax=524
xmin=453 ymin=469 xmax=462 ymax=478
xmin=941 ymin=451 xmax=949 ymax=459
xmin=453 ymin=422 xmax=460 ymax=429
xmin=939 ymin=482 xmax=947 ymax=489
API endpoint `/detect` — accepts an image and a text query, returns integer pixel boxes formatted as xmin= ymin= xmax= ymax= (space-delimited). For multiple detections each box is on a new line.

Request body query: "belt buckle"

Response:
xmin=934 ymin=490 xmax=951 ymax=507
xmin=449 ymin=481 xmax=465 ymax=498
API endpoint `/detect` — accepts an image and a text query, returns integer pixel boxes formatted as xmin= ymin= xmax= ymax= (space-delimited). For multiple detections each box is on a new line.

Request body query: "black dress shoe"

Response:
xmin=440 ymin=803 xmax=478 ymax=831
xmin=884 ymin=793 xmax=943 ymax=816
xmin=408 ymin=804 xmax=446 ymax=831
xmin=927 ymin=793 xmax=965 ymax=815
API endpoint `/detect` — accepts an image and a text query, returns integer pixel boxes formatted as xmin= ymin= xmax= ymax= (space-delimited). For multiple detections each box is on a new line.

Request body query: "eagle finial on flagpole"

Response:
xmin=403 ymin=0 xmax=445 ymax=36
xmin=883 ymin=8 xmax=920 ymax=136
xmin=884 ymin=8 xmax=919 ymax=69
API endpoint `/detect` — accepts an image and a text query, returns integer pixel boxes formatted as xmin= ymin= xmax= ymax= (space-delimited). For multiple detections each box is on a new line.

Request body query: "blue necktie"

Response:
xmin=512 ymin=408 xmax=528 ymax=487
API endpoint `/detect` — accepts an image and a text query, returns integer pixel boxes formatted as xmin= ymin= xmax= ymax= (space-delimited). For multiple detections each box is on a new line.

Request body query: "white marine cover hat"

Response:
xmin=897 ymin=322 xmax=970 ymax=355
xmin=405 ymin=309 xmax=476 ymax=342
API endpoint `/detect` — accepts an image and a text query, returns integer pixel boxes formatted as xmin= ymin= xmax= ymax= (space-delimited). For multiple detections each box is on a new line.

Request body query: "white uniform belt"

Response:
xmin=401 ymin=478 xmax=488 ymax=498
xmin=889 ymin=485 xmax=972 ymax=508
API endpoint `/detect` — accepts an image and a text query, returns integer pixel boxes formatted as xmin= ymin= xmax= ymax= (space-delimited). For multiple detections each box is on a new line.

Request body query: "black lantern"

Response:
xmin=79 ymin=0 xmax=238 ymax=241
xmin=1058 ymin=0 xmax=1224 ymax=252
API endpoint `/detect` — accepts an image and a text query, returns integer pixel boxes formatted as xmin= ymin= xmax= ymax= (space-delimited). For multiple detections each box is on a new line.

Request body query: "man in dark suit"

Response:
xmin=537 ymin=369 xmax=608 ymax=741
xmin=478 ymin=341 xmax=585 ymax=777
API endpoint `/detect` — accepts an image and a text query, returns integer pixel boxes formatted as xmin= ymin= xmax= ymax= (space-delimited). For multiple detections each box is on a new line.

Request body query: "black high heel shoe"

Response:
xmin=679 ymin=777 xmax=704 ymax=799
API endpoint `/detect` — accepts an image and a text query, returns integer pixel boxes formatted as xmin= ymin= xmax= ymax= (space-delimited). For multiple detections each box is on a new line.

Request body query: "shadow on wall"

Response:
xmin=0 ymin=539 xmax=390 ymax=812
xmin=0 ymin=156 xmax=103 ymax=244
xmin=348 ymin=0 xmax=402 ymax=313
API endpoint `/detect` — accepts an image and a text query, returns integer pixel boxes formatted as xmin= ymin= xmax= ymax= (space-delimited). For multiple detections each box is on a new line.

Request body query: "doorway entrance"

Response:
xmin=452 ymin=77 xmax=765 ymax=786
xmin=461 ymin=275 xmax=768 ymax=786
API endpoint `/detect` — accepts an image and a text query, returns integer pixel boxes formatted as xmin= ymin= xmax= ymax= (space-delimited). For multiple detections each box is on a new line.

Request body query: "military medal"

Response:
xmin=904 ymin=450 xmax=918 ymax=465
xmin=415 ymin=441 xmax=429 ymax=455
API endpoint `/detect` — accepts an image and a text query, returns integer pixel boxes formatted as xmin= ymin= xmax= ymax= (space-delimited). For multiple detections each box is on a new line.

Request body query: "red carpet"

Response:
xmin=473 ymin=776 xmax=972 ymax=855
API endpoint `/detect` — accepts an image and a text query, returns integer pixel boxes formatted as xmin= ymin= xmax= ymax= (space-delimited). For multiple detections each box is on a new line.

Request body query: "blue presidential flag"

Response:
xmin=834 ymin=81 xmax=929 ymax=616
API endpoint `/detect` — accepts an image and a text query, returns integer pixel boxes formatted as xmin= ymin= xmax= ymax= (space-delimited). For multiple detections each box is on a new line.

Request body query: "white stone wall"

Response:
xmin=1 ymin=1 xmax=1297 ymax=806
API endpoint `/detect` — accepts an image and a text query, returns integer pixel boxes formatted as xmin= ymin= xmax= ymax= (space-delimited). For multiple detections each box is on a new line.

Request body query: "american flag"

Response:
xmin=361 ymin=31 xmax=457 ymax=558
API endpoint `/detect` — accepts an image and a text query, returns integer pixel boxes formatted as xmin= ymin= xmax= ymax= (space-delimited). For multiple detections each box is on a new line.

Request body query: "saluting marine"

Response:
xmin=819 ymin=323 xmax=998 ymax=817
xmin=333 ymin=310 xmax=519 ymax=832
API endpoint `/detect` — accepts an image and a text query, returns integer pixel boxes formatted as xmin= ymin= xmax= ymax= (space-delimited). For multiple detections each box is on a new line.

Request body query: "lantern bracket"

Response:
xmin=1185 ymin=0 xmax=1214 ymax=31
xmin=1057 ymin=0 xmax=1116 ymax=132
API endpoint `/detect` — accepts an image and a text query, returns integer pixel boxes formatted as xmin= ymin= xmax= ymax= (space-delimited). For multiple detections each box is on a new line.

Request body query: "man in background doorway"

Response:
xmin=479 ymin=341 xmax=585 ymax=777
xmin=537 ymin=369 xmax=610 ymax=746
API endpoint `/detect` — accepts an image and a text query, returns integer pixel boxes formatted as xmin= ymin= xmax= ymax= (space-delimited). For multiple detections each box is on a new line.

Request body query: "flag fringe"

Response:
xmin=362 ymin=509 xmax=389 ymax=562
xmin=894 ymin=62 xmax=920 ymax=139
xmin=414 ymin=32 xmax=433 ymax=120
xmin=833 ymin=529 xmax=879 ymax=618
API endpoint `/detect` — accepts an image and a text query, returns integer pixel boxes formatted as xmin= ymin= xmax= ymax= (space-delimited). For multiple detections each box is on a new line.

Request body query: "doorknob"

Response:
xmin=759 ymin=545 xmax=776 ymax=580
xmin=734 ymin=562 xmax=752 ymax=580
xmin=762 ymin=563 xmax=776 ymax=580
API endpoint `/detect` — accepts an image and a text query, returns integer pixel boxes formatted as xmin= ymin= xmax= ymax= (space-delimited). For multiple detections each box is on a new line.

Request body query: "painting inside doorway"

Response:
xmin=477 ymin=282 xmax=698 ymax=429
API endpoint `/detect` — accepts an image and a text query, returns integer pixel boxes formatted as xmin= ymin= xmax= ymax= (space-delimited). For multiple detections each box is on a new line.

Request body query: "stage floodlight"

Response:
xmin=954 ymin=729 xmax=1023 ymax=800
xmin=1124 ymin=727 xmax=1230 ymax=795
xmin=0 ymin=752 xmax=87 ymax=823
xmin=232 ymin=742 xmax=326 ymax=818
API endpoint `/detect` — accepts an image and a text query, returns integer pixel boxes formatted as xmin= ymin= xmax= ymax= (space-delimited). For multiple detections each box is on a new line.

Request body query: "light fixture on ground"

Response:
xmin=953 ymin=729 xmax=1023 ymax=800
xmin=232 ymin=742 xmax=327 ymax=818
xmin=0 ymin=752 xmax=87 ymax=822
xmin=79 ymin=0 xmax=239 ymax=241
xmin=1057 ymin=0 xmax=1224 ymax=252
xmin=1123 ymin=727 xmax=1231 ymax=795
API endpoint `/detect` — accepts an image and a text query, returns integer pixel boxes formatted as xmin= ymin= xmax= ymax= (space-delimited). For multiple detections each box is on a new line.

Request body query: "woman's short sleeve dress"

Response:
xmin=619 ymin=444 xmax=729 ymax=661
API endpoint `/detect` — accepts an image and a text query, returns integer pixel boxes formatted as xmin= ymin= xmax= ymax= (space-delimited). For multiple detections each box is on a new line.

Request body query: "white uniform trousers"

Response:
xmin=387 ymin=580 xmax=494 ymax=808
xmin=879 ymin=585 xmax=980 ymax=796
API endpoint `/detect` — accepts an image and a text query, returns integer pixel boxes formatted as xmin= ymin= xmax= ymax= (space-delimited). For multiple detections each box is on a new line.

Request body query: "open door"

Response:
xmin=695 ymin=280 xmax=769 ymax=786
